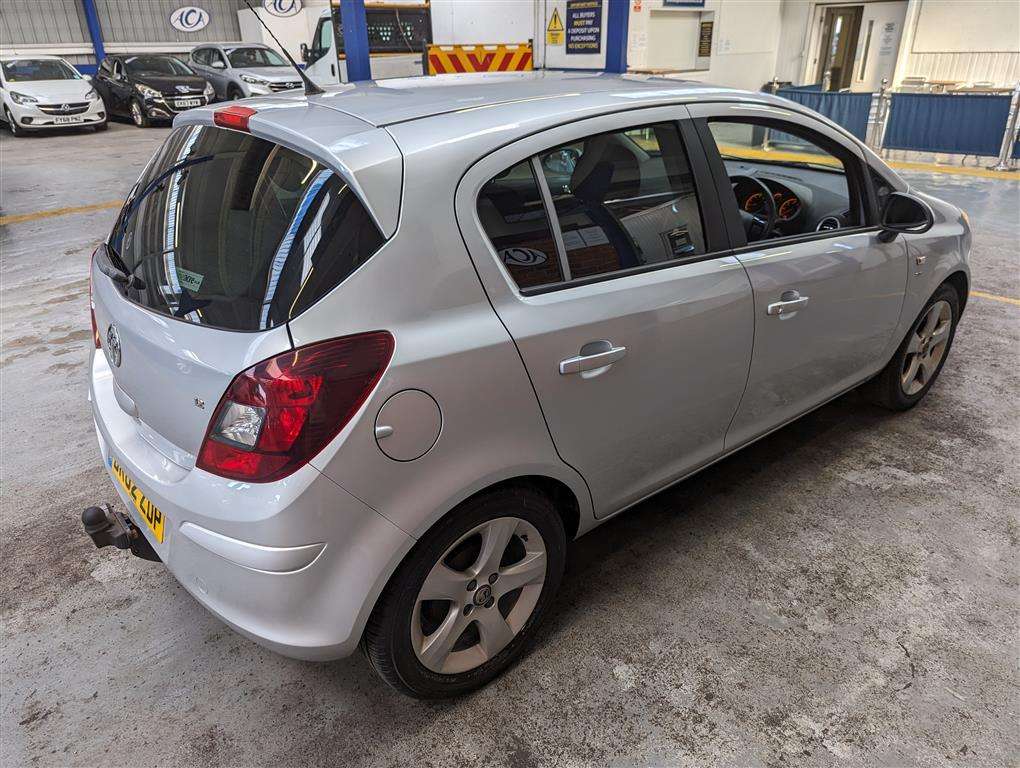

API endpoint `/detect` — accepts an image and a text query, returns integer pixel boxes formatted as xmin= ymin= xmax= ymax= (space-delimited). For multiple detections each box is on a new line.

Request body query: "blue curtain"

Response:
xmin=885 ymin=93 xmax=1011 ymax=157
xmin=777 ymin=89 xmax=873 ymax=141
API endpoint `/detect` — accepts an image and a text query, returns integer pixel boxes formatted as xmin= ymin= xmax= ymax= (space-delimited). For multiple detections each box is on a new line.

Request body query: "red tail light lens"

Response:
xmin=89 ymin=248 xmax=101 ymax=349
xmin=213 ymin=105 xmax=257 ymax=132
xmin=196 ymin=332 xmax=394 ymax=483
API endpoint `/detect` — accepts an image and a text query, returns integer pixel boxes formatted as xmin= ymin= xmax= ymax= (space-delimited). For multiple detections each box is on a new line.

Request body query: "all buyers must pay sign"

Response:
xmin=566 ymin=0 xmax=602 ymax=55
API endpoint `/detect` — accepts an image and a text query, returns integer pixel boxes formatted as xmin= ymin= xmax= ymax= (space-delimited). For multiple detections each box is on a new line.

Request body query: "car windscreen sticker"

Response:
xmin=175 ymin=267 xmax=204 ymax=292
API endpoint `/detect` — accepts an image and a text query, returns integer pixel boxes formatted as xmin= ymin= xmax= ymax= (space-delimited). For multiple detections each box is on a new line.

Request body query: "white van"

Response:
xmin=302 ymin=5 xmax=429 ymax=84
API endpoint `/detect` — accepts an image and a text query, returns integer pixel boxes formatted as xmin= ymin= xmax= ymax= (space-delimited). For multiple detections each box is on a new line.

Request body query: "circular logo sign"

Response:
xmin=169 ymin=6 xmax=210 ymax=33
xmin=105 ymin=325 xmax=122 ymax=368
xmin=263 ymin=0 xmax=302 ymax=17
xmin=500 ymin=247 xmax=548 ymax=267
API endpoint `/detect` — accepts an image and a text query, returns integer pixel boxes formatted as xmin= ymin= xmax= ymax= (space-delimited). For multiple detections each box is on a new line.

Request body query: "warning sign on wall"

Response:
xmin=566 ymin=0 xmax=602 ymax=55
xmin=546 ymin=8 xmax=564 ymax=46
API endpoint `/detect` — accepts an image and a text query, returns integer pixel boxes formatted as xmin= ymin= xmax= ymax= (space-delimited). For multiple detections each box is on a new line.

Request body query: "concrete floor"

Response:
xmin=1 ymin=121 xmax=1017 ymax=768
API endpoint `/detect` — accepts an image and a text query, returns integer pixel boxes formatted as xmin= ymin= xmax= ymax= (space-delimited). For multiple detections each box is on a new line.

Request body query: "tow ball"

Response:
xmin=82 ymin=504 xmax=161 ymax=562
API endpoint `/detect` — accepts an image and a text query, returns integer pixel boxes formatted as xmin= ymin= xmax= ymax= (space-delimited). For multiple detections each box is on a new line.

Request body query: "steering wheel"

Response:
xmin=731 ymin=175 xmax=777 ymax=242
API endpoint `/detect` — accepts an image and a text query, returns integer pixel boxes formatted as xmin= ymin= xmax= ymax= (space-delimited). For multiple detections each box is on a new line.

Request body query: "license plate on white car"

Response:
xmin=53 ymin=115 xmax=84 ymax=124
xmin=175 ymin=98 xmax=200 ymax=108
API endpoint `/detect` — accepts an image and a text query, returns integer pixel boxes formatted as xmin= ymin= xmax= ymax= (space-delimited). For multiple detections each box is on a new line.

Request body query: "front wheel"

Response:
xmin=92 ymin=120 xmax=108 ymax=132
xmin=130 ymin=98 xmax=150 ymax=128
xmin=362 ymin=486 xmax=566 ymax=699
xmin=863 ymin=283 xmax=960 ymax=410
xmin=5 ymin=107 xmax=23 ymax=136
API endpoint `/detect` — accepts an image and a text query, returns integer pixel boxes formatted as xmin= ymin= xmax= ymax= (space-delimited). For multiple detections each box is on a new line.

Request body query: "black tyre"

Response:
xmin=129 ymin=98 xmax=150 ymax=128
xmin=863 ymin=283 xmax=960 ymax=411
xmin=362 ymin=485 xmax=566 ymax=699
xmin=93 ymin=120 xmax=108 ymax=132
xmin=227 ymin=85 xmax=244 ymax=101
xmin=5 ymin=107 xmax=23 ymax=136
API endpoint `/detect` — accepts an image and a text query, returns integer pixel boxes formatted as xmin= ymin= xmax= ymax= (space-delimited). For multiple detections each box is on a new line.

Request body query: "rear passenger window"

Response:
xmin=477 ymin=122 xmax=706 ymax=290
xmin=477 ymin=160 xmax=565 ymax=289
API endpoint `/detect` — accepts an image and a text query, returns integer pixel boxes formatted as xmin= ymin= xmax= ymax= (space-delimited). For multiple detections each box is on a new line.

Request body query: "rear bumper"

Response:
xmin=88 ymin=350 xmax=414 ymax=660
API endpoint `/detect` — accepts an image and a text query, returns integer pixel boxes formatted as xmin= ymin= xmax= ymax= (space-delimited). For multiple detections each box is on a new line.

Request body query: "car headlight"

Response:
xmin=203 ymin=82 xmax=214 ymax=97
xmin=85 ymin=87 xmax=99 ymax=101
xmin=9 ymin=91 xmax=38 ymax=105
xmin=134 ymin=83 xmax=161 ymax=99
xmin=239 ymin=74 xmax=269 ymax=86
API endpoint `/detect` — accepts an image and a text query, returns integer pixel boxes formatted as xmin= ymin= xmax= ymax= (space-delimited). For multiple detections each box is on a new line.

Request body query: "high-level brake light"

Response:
xmin=213 ymin=105 xmax=257 ymax=133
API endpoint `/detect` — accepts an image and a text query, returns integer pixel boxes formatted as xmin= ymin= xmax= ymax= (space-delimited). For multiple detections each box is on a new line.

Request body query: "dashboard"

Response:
xmin=724 ymin=159 xmax=853 ymax=237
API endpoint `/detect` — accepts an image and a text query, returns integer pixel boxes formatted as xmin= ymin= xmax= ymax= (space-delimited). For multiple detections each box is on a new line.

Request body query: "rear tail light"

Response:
xmin=196 ymin=331 xmax=394 ymax=483
xmin=213 ymin=105 xmax=257 ymax=132
xmin=89 ymin=248 xmax=101 ymax=348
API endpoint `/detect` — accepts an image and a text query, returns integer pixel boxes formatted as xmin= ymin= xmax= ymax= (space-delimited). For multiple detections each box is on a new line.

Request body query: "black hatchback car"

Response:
xmin=93 ymin=54 xmax=213 ymax=127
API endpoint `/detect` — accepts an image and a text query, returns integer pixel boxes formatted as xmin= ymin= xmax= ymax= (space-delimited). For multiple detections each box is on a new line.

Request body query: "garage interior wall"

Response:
xmin=777 ymin=0 xmax=1019 ymax=90
xmin=96 ymin=0 xmax=245 ymax=53
xmin=625 ymin=0 xmax=783 ymax=92
xmin=0 ymin=0 xmax=94 ymax=66
xmin=893 ymin=0 xmax=1020 ymax=86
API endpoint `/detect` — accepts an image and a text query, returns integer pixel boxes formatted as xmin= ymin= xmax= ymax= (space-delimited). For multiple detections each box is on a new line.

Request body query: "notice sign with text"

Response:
xmin=566 ymin=0 xmax=602 ymax=55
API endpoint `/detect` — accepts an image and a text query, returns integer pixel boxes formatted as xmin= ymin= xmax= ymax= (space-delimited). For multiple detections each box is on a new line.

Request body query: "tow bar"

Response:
xmin=82 ymin=504 xmax=161 ymax=562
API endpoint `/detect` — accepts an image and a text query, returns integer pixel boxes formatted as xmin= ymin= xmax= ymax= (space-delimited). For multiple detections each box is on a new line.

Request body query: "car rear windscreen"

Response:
xmin=107 ymin=125 xmax=384 ymax=331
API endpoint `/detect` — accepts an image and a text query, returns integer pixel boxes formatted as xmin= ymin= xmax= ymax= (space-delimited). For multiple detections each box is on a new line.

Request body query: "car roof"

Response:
xmin=295 ymin=71 xmax=774 ymax=129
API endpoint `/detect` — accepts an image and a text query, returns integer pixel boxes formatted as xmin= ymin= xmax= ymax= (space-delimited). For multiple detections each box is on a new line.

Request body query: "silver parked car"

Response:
xmin=85 ymin=73 xmax=970 ymax=698
xmin=189 ymin=43 xmax=302 ymax=100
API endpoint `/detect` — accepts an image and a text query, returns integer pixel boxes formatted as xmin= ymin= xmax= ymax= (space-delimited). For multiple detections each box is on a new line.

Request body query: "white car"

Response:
xmin=1 ymin=55 xmax=106 ymax=135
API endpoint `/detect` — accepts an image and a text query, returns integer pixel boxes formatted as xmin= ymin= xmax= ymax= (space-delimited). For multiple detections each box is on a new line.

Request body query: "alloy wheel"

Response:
xmin=6 ymin=108 xmax=21 ymax=136
xmin=412 ymin=516 xmax=547 ymax=674
xmin=901 ymin=299 xmax=952 ymax=396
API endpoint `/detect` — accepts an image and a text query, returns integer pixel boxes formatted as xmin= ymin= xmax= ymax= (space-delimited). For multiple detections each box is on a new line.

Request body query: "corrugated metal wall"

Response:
xmin=95 ymin=0 xmax=245 ymax=45
xmin=0 ymin=0 xmax=90 ymax=45
xmin=902 ymin=51 xmax=1020 ymax=88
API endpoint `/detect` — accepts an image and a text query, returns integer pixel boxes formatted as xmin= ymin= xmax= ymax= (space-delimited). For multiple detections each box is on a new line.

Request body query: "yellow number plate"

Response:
xmin=109 ymin=458 xmax=165 ymax=543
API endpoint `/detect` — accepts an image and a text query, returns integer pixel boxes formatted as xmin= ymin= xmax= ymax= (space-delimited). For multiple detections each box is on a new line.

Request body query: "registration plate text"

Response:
xmin=109 ymin=458 xmax=165 ymax=543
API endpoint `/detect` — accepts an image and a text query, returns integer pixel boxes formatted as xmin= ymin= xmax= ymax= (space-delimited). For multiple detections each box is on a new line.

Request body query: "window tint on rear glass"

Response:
xmin=108 ymin=126 xmax=384 ymax=331
xmin=477 ymin=160 xmax=565 ymax=289
xmin=538 ymin=123 xmax=705 ymax=280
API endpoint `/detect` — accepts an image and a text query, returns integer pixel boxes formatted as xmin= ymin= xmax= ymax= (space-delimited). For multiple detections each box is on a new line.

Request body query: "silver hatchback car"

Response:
xmin=85 ymin=72 xmax=969 ymax=698
xmin=189 ymin=43 xmax=302 ymax=100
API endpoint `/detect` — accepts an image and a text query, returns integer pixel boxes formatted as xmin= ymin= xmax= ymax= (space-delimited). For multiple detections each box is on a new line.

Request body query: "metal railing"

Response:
xmin=768 ymin=78 xmax=1020 ymax=171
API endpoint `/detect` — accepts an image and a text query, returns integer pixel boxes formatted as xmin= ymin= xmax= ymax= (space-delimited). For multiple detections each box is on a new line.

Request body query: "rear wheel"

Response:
xmin=362 ymin=486 xmax=566 ymax=699
xmin=863 ymin=283 xmax=960 ymax=410
xmin=130 ymin=98 xmax=150 ymax=128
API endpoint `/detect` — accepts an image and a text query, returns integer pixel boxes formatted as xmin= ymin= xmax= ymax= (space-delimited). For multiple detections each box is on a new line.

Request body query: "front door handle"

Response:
xmin=559 ymin=343 xmax=627 ymax=376
xmin=767 ymin=291 xmax=810 ymax=316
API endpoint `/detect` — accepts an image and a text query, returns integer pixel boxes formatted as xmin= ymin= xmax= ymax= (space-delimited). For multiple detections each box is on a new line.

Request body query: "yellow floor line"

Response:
xmin=0 ymin=199 xmax=123 ymax=226
xmin=886 ymin=161 xmax=1020 ymax=180
xmin=971 ymin=290 xmax=1020 ymax=307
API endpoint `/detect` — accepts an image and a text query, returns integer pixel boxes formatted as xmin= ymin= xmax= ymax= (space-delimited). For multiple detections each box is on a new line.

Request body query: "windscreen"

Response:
xmin=107 ymin=126 xmax=384 ymax=331
xmin=2 ymin=59 xmax=80 ymax=81
xmin=125 ymin=56 xmax=194 ymax=76
xmin=227 ymin=48 xmax=288 ymax=67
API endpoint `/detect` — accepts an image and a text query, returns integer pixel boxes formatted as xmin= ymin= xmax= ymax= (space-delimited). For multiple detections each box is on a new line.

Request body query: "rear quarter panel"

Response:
xmin=286 ymin=129 xmax=593 ymax=541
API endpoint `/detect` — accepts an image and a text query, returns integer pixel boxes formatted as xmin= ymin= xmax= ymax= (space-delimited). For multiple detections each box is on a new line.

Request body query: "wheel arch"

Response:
xmin=944 ymin=270 xmax=969 ymax=316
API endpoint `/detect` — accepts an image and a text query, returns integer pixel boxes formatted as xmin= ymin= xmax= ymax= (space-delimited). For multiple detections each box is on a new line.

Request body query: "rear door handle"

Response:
xmin=767 ymin=291 xmax=810 ymax=316
xmin=559 ymin=344 xmax=627 ymax=375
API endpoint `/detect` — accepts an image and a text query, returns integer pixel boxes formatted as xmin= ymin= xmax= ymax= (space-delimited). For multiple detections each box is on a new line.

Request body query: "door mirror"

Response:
xmin=211 ymin=59 xmax=225 ymax=69
xmin=880 ymin=192 xmax=934 ymax=240
xmin=300 ymin=43 xmax=310 ymax=63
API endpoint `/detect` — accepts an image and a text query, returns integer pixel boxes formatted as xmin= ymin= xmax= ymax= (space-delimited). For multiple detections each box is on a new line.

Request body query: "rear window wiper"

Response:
xmin=96 ymin=243 xmax=145 ymax=290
